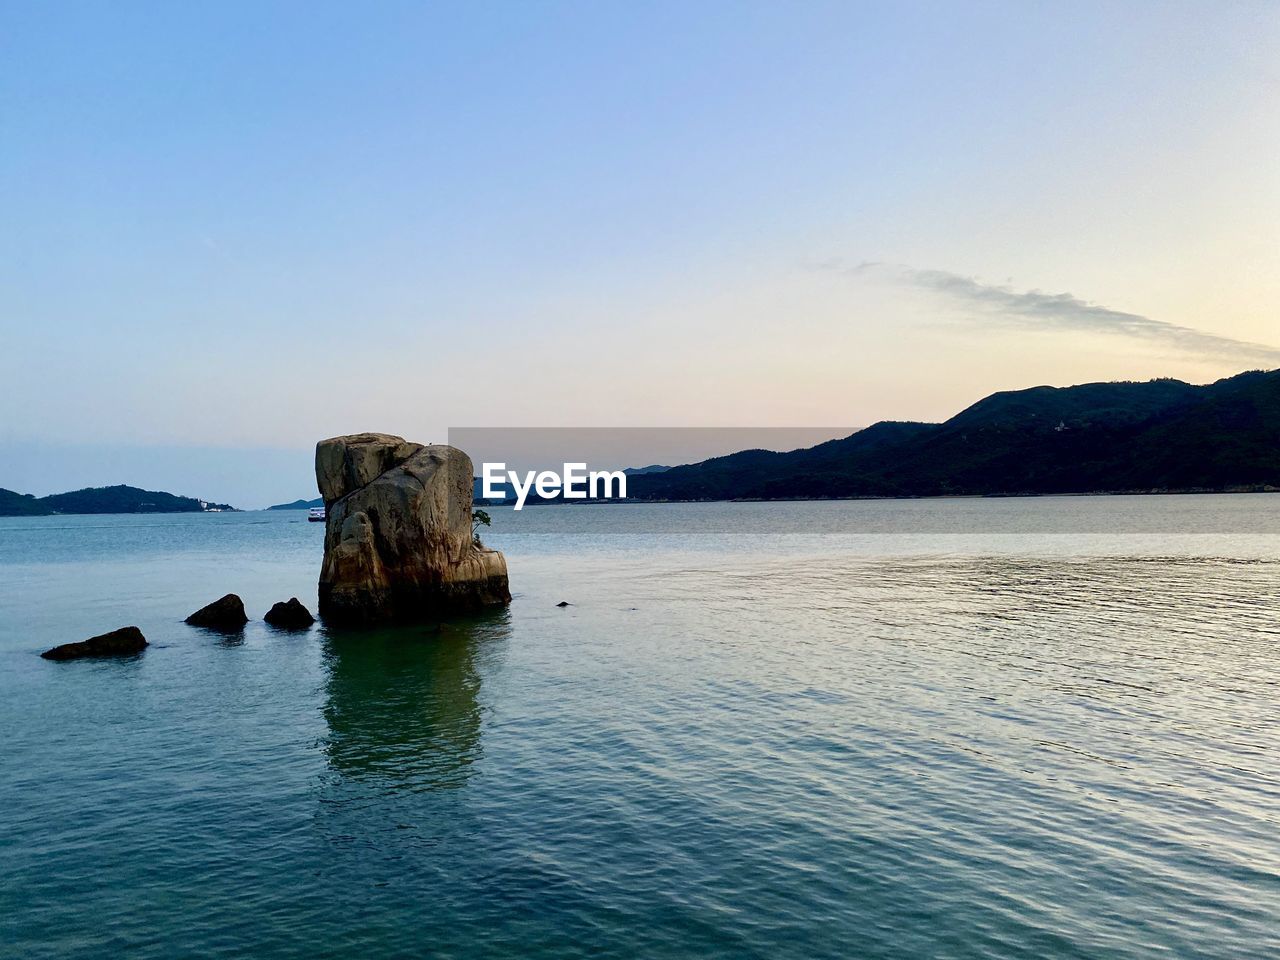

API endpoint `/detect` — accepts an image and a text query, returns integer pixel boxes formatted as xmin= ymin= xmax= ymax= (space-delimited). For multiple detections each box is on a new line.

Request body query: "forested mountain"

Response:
xmin=626 ymin=370 xmax=1280 ymax=501
xmin=0 ymin=485 xmax=235 ymax=516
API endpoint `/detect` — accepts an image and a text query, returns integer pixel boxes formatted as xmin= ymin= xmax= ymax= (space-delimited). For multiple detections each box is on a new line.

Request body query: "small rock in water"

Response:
xmin=41 ymin=626 xmax=147 ymax=661
xmin=556 ymin=601 xmax=572 ymax=607
xmin=185 ymin=594 xmax=249 ymax=629
xmin=263 ymin=598 xmax=315 ymax=629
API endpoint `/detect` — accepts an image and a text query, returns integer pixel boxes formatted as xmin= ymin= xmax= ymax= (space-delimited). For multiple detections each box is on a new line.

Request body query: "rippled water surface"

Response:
xmin=2 ymin=497 xmax=1279 ymax=958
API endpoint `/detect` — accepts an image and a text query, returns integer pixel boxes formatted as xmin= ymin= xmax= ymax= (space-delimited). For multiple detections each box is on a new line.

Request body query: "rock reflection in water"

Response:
xmin=320 ymin=612 xmax=511 ymax=792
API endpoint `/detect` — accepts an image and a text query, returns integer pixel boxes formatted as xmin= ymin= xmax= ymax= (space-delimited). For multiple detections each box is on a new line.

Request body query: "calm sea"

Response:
xmin=2 ymin=496 xmax=1279 ymax=959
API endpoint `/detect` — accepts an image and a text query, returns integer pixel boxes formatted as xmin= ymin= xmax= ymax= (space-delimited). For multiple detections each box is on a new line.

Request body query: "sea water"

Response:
xmin=2 ymin=496 xmax=1278 ymax=958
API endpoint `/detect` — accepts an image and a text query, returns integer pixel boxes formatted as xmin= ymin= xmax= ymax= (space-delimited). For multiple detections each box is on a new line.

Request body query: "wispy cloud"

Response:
xmin=837 ymin=261 xmax=1280 ymax=365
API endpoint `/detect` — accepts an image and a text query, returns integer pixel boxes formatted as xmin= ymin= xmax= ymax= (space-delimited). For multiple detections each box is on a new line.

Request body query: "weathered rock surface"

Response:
xmin=264 ymin=597 xmax=315 ymax=629
xmin=42 ymin=626 xmax=147 ymax=660
xmin=316 ymin=433 xmax=510 ymax=624
xmin=185 ymin=593 xmax=249 ymax=629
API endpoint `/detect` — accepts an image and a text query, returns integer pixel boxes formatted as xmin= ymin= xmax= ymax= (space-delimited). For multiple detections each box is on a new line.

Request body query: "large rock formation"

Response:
xmin=316 ymin=434 xmax=510 ymax=624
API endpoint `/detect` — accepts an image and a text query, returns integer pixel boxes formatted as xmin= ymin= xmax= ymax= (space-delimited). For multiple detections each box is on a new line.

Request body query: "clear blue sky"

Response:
xmin=2 ymin=1 xmax=1277 ymax=506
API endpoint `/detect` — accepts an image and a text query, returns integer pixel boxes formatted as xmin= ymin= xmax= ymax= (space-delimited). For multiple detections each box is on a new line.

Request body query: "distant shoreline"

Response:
xmin=3 ymin=486 xmax=1274 ymax=519
xmin=484 ymin=485 xmax=1280 ymax=508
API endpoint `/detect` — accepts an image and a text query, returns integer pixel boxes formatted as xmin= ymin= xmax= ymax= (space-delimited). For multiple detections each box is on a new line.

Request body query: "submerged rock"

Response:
xmin=185 ymin=593 xmax=249 ymax=629
xmin=316 ymin=433 xmax=511 ymax=625
xmin=556 ymin=601 xmax=572 ymax=607
xmin=42 ymin=626 xmax=147 ymax=661
xmin=264 ymin=598 xmax=315 ymax=629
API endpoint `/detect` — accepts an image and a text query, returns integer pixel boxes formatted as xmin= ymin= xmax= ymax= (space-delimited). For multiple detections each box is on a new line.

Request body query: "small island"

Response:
xmin=0 ymin=484 xmax=236 ymax=517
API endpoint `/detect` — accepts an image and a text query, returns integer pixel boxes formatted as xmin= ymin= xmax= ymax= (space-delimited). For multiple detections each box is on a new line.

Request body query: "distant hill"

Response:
xmin=0 ymin=484 xmax=236 ymax=517
xmin=472 ymin=465 xmax=672 ymax=506
xmin=268 ymin=497 xmax=323 ymax=510
xmin=474 ymin=476 xmax=509 ymax=504
xmin=623 ymin=464 xmax=672 ymax=475
xmin=0 ymin=488 xmax=49 ymax=516
xmin=626 ymin=369 xmax=1280 ymax=501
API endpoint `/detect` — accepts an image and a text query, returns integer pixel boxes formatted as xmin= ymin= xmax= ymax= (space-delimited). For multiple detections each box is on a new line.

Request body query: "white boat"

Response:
xmin=308 ymin=506 xmax=326 ymax=522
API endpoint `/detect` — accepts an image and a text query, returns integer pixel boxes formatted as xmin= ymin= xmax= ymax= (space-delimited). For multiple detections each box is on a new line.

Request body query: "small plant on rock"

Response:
xmin=472 ymin=509 xmax=491 ymax=547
